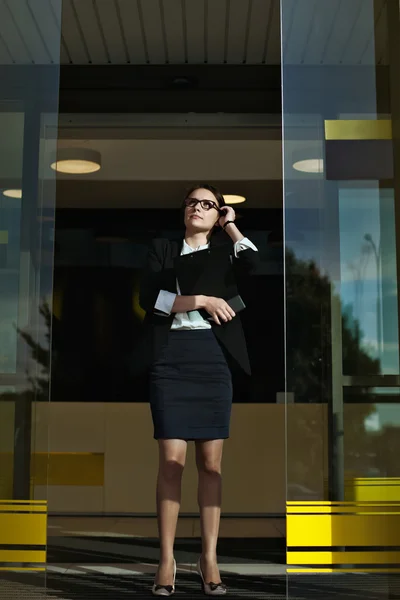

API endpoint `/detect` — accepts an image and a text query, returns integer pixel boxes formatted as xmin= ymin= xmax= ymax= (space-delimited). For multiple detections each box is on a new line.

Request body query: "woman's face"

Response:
xmin=183 ymin=188 xmax=221 ymax=233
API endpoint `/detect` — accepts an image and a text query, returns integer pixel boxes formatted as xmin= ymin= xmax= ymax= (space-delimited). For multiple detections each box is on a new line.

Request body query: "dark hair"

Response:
xmin=184 ymin=183 xmax=226 ymax=209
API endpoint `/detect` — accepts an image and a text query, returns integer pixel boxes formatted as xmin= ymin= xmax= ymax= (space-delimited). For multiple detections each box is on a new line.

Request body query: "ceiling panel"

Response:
xmin=246 ymin=0 xmax=273 ymax=64
xmin=374 ymin=0 xmax=389 ymax=65
xmin=284 ymin=0 xmax=319 ymax=65
xmin=0 ymin=0 xmax=32 ymax=63
xmin=226 ymin=0 xmax=250 ymax=64
xmin=73 ymin=0 xmax=109 ymax=63
xmin=185 ymin=0 xmax=205 ymax=63
xmin=264 ymin=0 xmax=280 ymax=64
xmin=323 ymin=0 xmax=364 ymax=65
xmin=0 ymin=0 xmax=391 ymax=66
xmin=163 ymin=0 xmax=186 ymax=64
xmin=301 ymin=1 xmax=339 ymax=65
xmin=60 ymin=0 xmax=91 ymax=63
xmin=117 ymin=0 xmax=147 ymax=64
xmin=95 ymin=0 xmax=128 ymax=64
xmin=344 ymin=0 xmax=376 ymax=65
xmin=206 ymin=0 xmax=228 ymax=64
xmin=184 ymin=0 xmax=206 ymax=64
xmin=7 ymin=0 xmax=51 ymax=63
xmin=140 ymin=0 xmax=167 ymax=64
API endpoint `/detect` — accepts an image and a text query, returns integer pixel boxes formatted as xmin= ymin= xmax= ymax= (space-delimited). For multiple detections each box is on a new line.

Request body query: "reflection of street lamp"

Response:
xmin=364 ymin=233 xmax=382 ymax=362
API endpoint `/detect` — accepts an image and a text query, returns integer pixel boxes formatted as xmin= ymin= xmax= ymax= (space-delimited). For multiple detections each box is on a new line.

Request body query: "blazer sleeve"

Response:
xmin=139 ymin=239 xmax=169 ymax=313
xmin=233 ymin=245 xmax=260 ymax=277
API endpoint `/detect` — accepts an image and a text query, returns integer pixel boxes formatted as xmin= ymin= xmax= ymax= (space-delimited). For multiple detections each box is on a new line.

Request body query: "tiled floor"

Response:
xmin=1 ymin=571 xmax=399 ymax=600
xmin=48 ymin=516 xmax=286 ymax=539
xmin=2 ymin=518 xmax=398 ymax=599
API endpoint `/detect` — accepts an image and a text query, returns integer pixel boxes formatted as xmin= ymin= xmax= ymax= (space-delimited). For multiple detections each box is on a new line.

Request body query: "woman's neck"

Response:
xmin=184 ymin=231 xmax=210 ymax=249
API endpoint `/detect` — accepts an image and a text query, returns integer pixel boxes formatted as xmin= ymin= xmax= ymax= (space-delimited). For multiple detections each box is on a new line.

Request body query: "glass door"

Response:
xmin=0 ymin=0 xmax=62 ymax=594
xmin=282 ymin=0 xmax=400 ymax=598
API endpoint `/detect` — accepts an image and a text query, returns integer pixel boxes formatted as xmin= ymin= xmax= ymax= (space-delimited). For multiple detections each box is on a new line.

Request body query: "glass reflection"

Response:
xmin=339 ymin=187 xmax=399 ymax=374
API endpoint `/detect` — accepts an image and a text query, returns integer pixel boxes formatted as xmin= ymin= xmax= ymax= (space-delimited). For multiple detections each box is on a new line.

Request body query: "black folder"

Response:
xmin=174 ymin=243 xmax=233 ymax=297
xmin=174 ymin=243 xmax=246 ymax=318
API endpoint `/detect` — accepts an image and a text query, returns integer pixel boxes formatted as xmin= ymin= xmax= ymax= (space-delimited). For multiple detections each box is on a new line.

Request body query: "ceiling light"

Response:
xmin=51 ymin=148 xmax=101 ymax=174
xmin=3 ymin=189 xmax=22 ymax=198
xmin=223 ymin=195 xmax=246 ymax=204
xmin=293 ymin=159 xmax=324 ymax=174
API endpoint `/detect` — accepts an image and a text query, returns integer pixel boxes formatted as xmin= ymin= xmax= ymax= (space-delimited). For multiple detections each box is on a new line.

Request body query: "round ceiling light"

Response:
xmin=293 ymin=159 xmax=324 ymax=174
xmin=51 ymin=148 xmax=101 ymax=174
xmin=3 ymin=189 xmax=22 ymax=198
xmin=223 ymin=195 xmax=246 ymax=205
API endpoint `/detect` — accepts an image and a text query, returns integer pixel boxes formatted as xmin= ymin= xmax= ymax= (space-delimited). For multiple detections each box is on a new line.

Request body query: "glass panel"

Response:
xmin=282 ymin=0 xmax=398 ymax=597
xmin=339 ymin=186 xmax=399 ymax=374
xmin=0 ymin=0 xmax=62 ymax=593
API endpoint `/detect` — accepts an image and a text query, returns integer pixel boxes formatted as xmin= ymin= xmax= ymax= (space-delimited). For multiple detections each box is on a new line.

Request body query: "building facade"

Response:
xmin=0 ymin=1 xmax=399 ymax=597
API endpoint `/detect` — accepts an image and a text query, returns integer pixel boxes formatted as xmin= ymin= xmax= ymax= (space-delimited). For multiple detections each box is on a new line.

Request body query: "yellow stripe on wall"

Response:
xmin=287 ymin=551 xmax=400 ymax=565
xmin=0 ymin=503 xmax=46 ymax=512
xmin=287 ymin=499 xmax=400 ymax=573
xmin=287 ymin=514 xmax=400 ymax=546
xmin=0 ymin=452 xmax=104 ymax=487
xmin=32 ymin=452 xmax=104 ymax=486
xmin=0 ymin=500 xmax=47 ymax=571
xmin=0 ymin=550 xmax=46 ymax=563
xmin=287 ymin=568 xmax=400 ymax=574
xmin=324 ymin=119 xmax=392 ymax=140
xmin=0 ymin=513 xmax=47 ymax=545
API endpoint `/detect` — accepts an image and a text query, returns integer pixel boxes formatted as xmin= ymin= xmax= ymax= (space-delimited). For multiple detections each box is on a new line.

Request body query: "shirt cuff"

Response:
xmin=233 ymin=237 xmax=258 ymax=258
xmin=154 ymin=290 xmax=177 ymax=316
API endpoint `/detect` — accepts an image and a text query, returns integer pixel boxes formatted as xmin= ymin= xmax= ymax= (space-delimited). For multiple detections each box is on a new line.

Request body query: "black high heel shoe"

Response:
xmin=152 ymin=559 xmax=176 ymax=596
xmin=196 ymin=557 xmax=227 ymax=596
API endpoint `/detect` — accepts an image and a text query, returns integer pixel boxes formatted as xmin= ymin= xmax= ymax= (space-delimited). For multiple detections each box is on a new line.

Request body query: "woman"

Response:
xmin=139 ymin=184 xmax=259 ymax=596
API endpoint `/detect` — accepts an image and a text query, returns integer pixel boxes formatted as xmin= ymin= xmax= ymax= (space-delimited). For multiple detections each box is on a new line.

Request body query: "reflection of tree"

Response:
xmin=0 ymin=301 xmax=52 ymax=498
xmin=286 ymin=249 xmax=380 ymax=402
xmin=285 ymin=249 xmax=381 ymax=497
xmin=16 ymin=301 xmax=51 ymax=402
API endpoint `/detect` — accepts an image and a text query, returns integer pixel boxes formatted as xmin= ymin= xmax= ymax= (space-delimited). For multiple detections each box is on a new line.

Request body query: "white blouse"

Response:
xmin=154 ymin=238 xmax=258 ymax=330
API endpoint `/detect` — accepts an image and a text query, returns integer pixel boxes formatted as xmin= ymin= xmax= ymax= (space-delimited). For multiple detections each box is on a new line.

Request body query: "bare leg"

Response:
xmin=195 ymin=439 xmax=224 ymax=583
xmin=155 ymin=439 xmax=187 ymax=585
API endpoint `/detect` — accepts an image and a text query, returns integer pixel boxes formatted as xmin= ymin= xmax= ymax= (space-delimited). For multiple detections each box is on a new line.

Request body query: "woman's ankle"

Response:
xmin=159 ymin=553 xmax=175 ymax=565
xmin=201 ymin=552 xmax=217 ymax=563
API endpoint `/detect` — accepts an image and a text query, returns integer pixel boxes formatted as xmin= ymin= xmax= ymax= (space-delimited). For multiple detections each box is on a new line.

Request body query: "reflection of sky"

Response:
xmin=339 ymin=188 xmax=399 ymax=374
xmin=364 ymin=400 xmax=400 ymax=432
xmin=285 ymin=186 xmax=399 ymax=374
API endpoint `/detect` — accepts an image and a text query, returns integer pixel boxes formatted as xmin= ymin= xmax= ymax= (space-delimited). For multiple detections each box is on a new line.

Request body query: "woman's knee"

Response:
xmin=159 ymin=458 xmax=185 ymax=483
xmin=197 ymin=456 xmax=222 ymax=476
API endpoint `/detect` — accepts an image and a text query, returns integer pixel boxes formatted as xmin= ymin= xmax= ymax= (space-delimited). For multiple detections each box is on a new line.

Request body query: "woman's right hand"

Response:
xmin=202 ymin=296 xmax=236 ymax=325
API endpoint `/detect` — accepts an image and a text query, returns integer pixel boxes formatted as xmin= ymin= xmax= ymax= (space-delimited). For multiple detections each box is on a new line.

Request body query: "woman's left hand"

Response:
xmin=218 ymin=205 xmax=236 ymax=229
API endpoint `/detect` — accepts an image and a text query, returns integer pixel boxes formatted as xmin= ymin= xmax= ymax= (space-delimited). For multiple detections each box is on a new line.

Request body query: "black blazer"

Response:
xmin=138 ymin=232 xmax=259 ymax=375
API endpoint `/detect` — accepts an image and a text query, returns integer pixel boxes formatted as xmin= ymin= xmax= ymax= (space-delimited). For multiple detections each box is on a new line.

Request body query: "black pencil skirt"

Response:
xmin=149 ymin=329 xmax=233 ymax=440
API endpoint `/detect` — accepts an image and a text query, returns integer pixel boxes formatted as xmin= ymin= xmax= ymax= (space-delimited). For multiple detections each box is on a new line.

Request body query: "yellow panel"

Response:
xmin=287 ymin=551 xmax=400 ymax=565
xmin=287 ymin=514 xmax=400 ymax=546
xmin=0 ymin=550 xmax=46 ymax=563
xmin=31 ymin=452 xmax=104 ymax=486
xmin=0 ymin=500 xmax=46 ymax=504
xmin=0 ymin=513 xmax=47 ymax=545
xmin=351 ymin=478 xmax=400 ymax=502
xmin=287 ymin=514 xmax=334 ymax=546
xmin=0 ymin=231 xmax=8 ymax=244
xmin=0 ymin=452 xmax=104 ymax=486
xmin=288 ymin=568 xmax=336 ymax=573
xmin=0 ymin=567 xmax=45 ymax=571
xmin=0 ymin=504 xmax=46 ymax=512
xmin=324 ymin=119 xmax=392 ymax=140
xmin=287 ymin=501 xmax=400 ymax=514
xmin=288 ymin=568 xmax=400 ymax=573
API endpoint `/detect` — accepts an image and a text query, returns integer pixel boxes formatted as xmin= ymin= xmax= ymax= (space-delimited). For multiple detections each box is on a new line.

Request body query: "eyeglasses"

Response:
xmin=184 ymin=197 xmax=220 ymax=212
